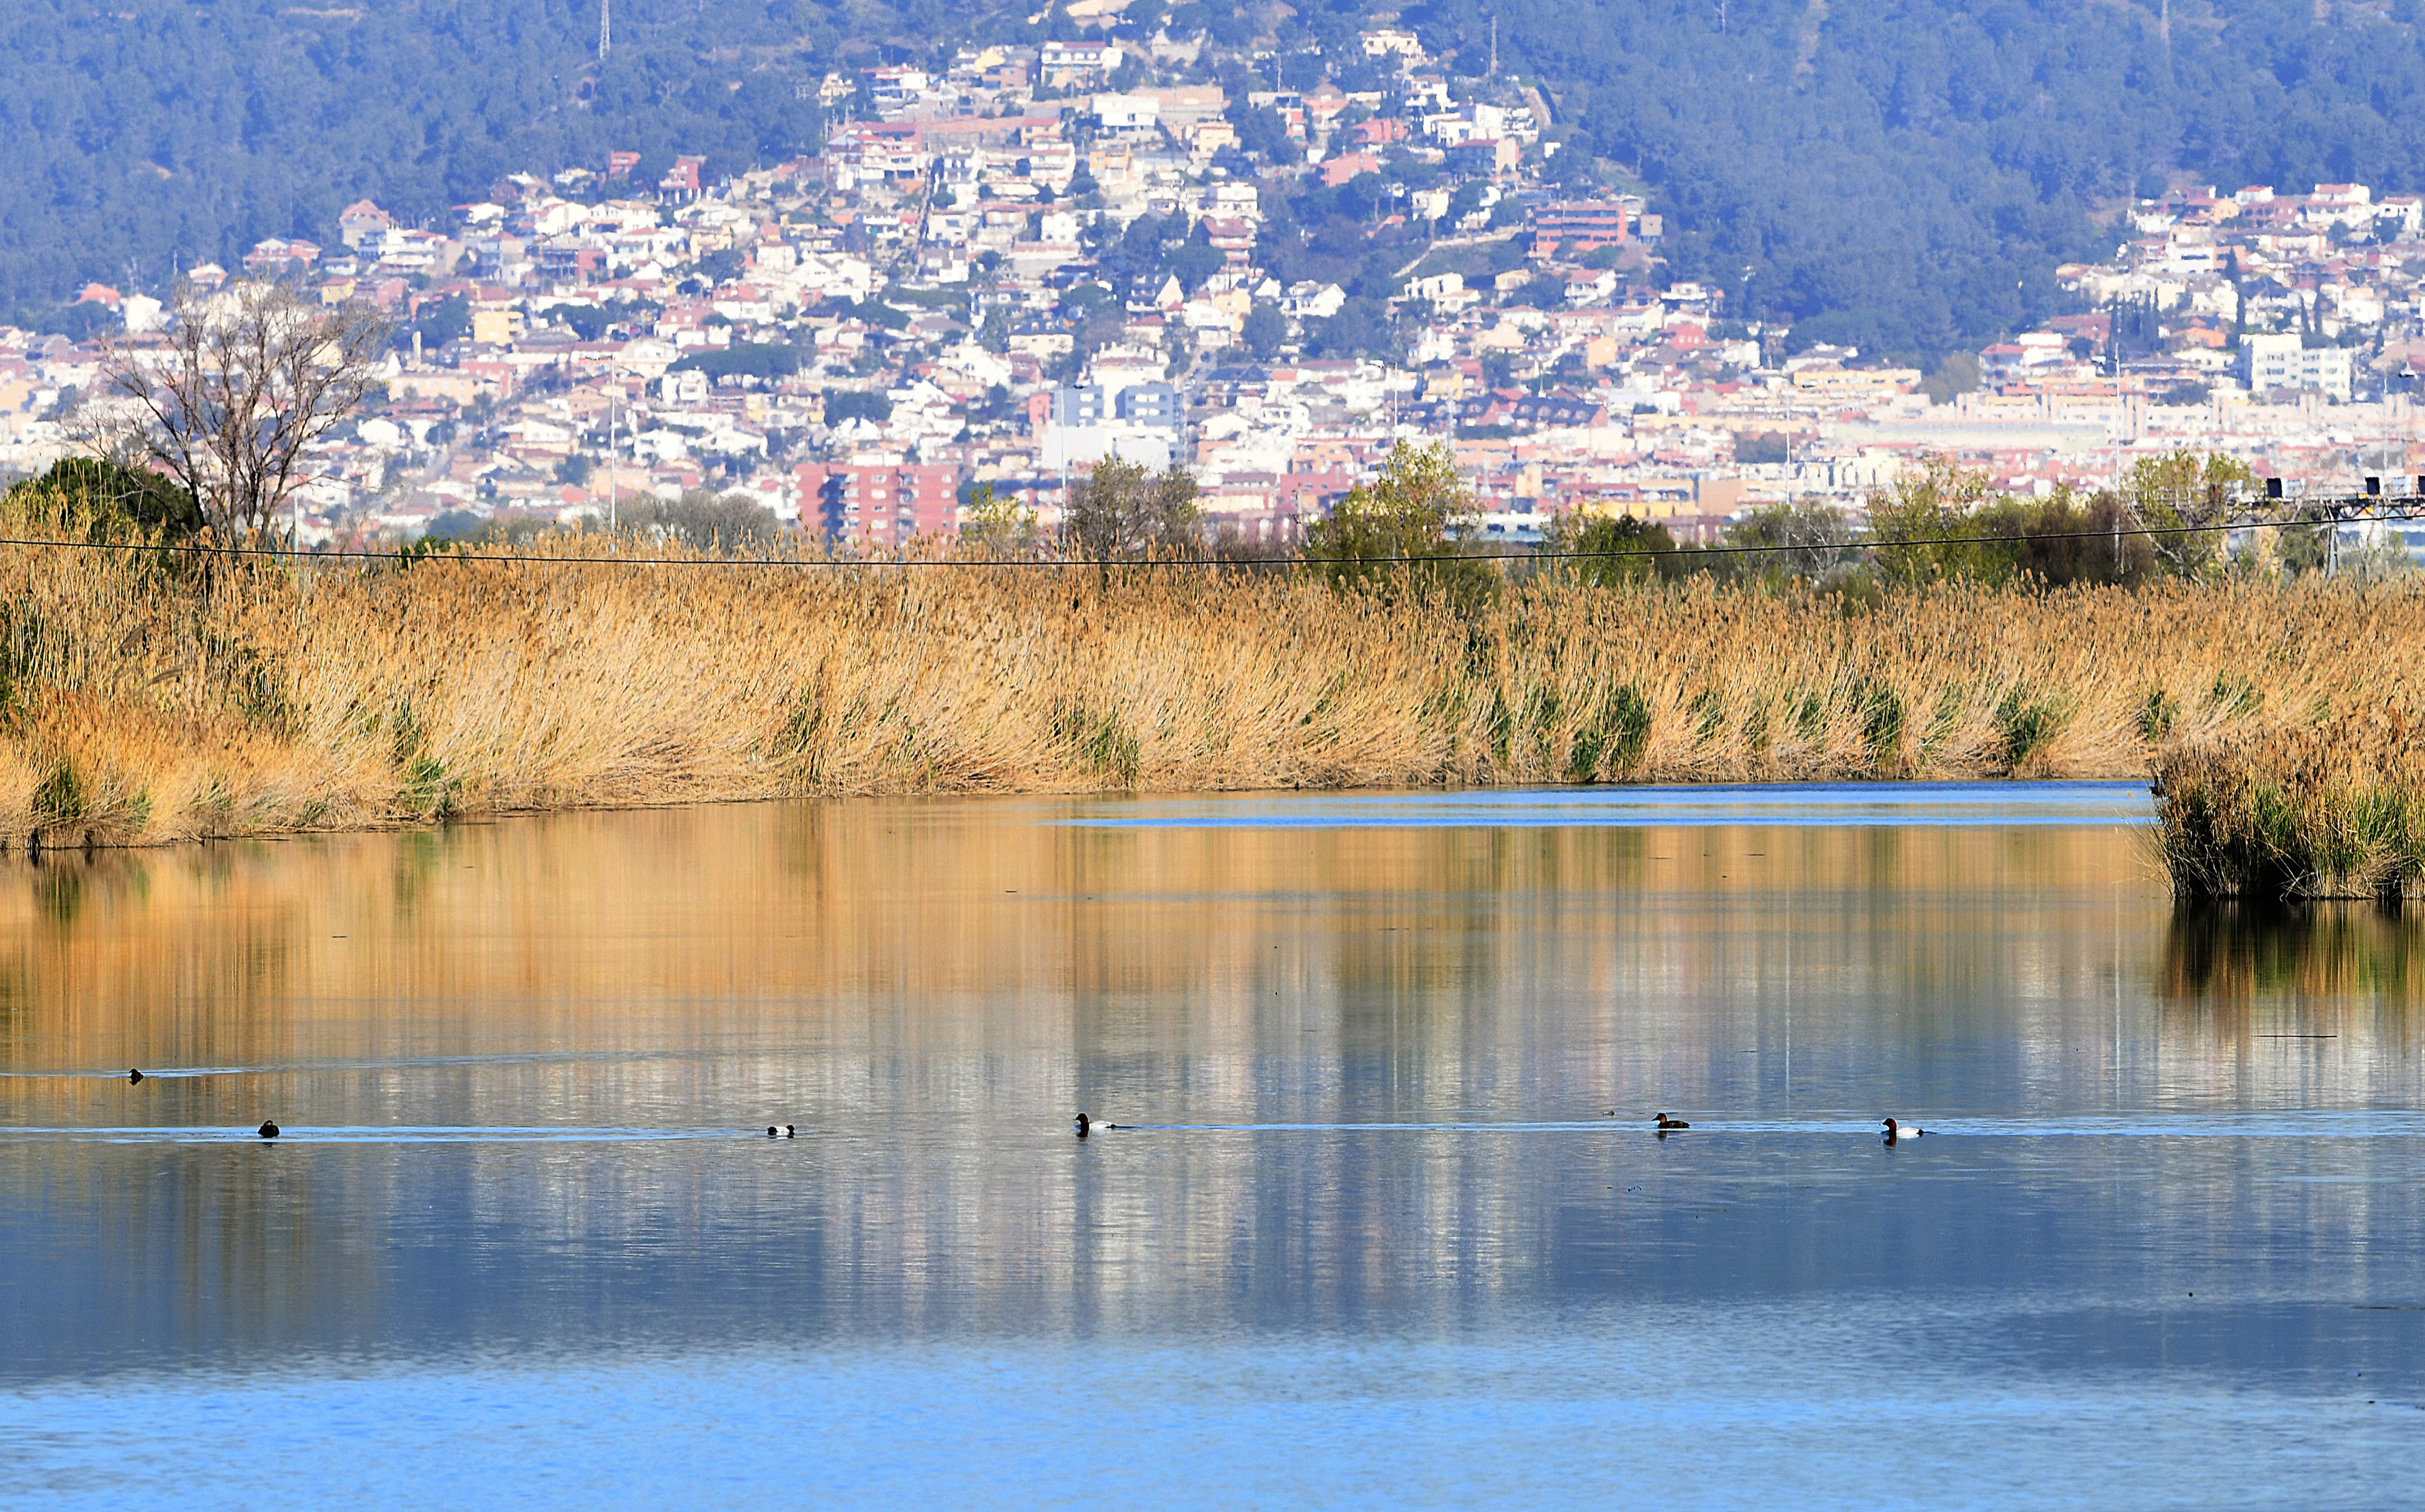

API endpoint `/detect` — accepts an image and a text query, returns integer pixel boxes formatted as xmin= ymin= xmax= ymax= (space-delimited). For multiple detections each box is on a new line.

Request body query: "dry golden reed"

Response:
xmin=2153 ymin=711 xmax=2425 ymax=902
xmin=5 ymin=529 xmax=2421 ymax=849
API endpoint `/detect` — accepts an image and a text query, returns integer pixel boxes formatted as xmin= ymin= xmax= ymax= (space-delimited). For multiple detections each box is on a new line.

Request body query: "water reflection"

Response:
xmin=0 ymin=792 xmax=2420 ymax=1502
xmin=2165 ymin=900 xmax=2425 ymax=1006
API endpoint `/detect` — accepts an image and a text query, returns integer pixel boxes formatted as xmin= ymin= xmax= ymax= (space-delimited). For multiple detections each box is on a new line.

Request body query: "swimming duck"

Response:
xmin=258 ymin=1120 xmax=280 ymax=1140
xmin=128 ymin=1068 xmax=145 ymax=1084
xmin=1073 ymin=1112 xmax=1122 ymax=1137
xmin=1654 ymin=1113 xmax=1691 ymax=1130
xmin=765 ymin=1125 xmax=795 ymax=1138
xmin=1882 ymin=1117 xmax=1925 ymax=1143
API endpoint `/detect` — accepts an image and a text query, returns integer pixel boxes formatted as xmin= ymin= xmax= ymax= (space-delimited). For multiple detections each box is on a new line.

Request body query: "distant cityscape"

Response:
xmin=8 ymin=23 xmax=2425 ymax=552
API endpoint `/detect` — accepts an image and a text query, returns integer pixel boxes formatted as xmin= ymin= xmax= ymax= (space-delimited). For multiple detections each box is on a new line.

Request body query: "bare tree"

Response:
xmin=83 ymin=279 xmax=390 ymax=542
xmin=1063 ymin=455 xmax=1202 ymax=560
xmin=617 ymin=489 xmax=788 ymax=555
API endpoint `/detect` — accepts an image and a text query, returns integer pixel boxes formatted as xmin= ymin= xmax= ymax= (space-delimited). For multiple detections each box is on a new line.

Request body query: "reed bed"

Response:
xmin=4 ymin=529 xmax=2421 ymax=851
xmin=2153 ymin=712 xmax=2425 ymax=902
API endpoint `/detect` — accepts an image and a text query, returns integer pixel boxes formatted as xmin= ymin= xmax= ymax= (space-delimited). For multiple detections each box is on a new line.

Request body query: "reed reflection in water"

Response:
xmin=0 ymin=789 xmax=2420 ymax=1508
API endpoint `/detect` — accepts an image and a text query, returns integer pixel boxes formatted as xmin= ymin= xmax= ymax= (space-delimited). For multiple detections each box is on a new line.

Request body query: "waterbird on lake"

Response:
xmin=1882 ymin=1117 xmax=1925 ymax=1143
xmin=257 ymin=1120 xmax=280 ymax=1139
xmin=1654 ymin=1113 xmax=1691 ymax=1131
xmin=766 ymin=1125 xmax=795 ymax=1138
xmin=128 ymin=1069 xmax=144 ymax=1084
xmin=1074 ymin=1112 xmax=1122 ymax=1137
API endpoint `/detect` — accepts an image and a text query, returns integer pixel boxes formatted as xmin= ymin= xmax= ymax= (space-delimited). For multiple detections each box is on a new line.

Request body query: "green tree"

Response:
xmin=1164 ymin=241 xmax=1224 ymax=293
xmin=1550 ymin=510 xmax=1682 ymax=586
xmin=1242 ymin=301 xmax=1286 ymax=359
xmin=1226 ymin=104 xmax=1301 ymax=165
xmin=1921 ymin=353 xmax=1982 ymax=405
xmin=539 ymin=303 xmax=611 ymax=341
xmin=670 ymin=342 xmax=802 ymax=382
xmin=1303 ymin=441 xmax=1497 ymax=610
xmin=1305 ymin=296 xmax=1394 ymax=361
xmin=1 ymin=456 xmax=204 ymax=541
xmin=404 ymin=293 xmax=472 ymax=352
xmin=957 ymin=481 xmax=1043 ymax=558
xmin=824 ymin=392 xmax=894 ymax=426
xmin=2124 ymin=451 xmax=2259 ymax=579
xmin=2002 ymin=489 xmax=2156 ymax=588
xmin=1867 ymin=455 xmax=2001 ymax=587
xmin=1868 ymin=459 xmax=2156 ymax=588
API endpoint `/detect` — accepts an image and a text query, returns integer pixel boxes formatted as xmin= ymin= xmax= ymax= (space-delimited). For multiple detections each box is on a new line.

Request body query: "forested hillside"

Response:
xmin=1469 ymin=0 xmax=2425 ymax=356
xmin=0 ymin=0 xmax=830 ymax=316
xmin=8 ymin=0 xmax=2425 ymax=357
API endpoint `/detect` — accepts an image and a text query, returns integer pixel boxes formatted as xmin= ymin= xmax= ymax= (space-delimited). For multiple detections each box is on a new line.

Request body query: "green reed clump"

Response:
xmin=2155 ymin=711 xmax=2425 ymax=902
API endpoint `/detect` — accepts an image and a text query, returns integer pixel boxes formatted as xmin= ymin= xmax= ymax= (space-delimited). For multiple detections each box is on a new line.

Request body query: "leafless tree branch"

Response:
xmin=82 ymin=279 xmax=390 ymax=544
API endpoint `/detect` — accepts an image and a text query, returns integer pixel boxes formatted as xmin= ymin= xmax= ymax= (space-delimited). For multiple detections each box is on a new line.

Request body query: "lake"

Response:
xmin=3 ymin=783 xmax=2421 ymax=1510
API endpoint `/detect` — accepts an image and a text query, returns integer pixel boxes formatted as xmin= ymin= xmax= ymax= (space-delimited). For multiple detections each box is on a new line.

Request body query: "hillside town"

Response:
xmin=6 ymin=24 xmax=2425 ymax=550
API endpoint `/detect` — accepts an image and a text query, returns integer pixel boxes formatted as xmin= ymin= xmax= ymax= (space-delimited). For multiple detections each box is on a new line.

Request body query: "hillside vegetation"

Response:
xmin=1490 ymin=0 xmax=2425 ymax=356
xmin=9 ymin=2 xmax=2425 ymax=356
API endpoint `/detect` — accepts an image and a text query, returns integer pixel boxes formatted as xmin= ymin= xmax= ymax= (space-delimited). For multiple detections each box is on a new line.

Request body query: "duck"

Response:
xmin=765 ymin=1125 xmax=795 ymax=1138
xmin=257 ymin=1120 xmax=281 ymax=1140
xmin=1654 ymin=1113 xmax=1690 ymax=1130
xmin=1073 ymin=1112 xmax=1121 ymax=1137
xmin=128 ymin=1068 xmax=146 ymax=1084
xmin=1882 ymin=1117 xmax=1925 ymax=1143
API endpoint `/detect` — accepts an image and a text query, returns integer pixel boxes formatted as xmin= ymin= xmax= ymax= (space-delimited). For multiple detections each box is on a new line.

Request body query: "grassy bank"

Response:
xmin=2 ymin=529 xmax=2418 ymax=849
xmin=2153 ymin=714 xmax=2425 ymax=903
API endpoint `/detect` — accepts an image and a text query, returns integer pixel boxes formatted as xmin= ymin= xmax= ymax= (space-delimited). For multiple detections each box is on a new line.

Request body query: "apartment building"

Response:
xmin=2243 ymin=332 xmax=2355 ymax=400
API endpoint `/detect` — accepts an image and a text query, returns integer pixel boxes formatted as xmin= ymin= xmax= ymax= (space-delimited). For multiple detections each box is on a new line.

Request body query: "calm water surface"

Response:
xmin=2 ymin=783 xmax=2422 ymax=1509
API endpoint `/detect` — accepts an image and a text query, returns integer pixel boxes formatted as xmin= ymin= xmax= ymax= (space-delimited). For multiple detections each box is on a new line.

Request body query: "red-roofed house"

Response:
xmin=1322 ymin=152 xmax=1382 ymax=188
xmin=338 ymin=200 xmax=395 ymax=250
xmin=243 ymin=239 xmax=323 ymax=275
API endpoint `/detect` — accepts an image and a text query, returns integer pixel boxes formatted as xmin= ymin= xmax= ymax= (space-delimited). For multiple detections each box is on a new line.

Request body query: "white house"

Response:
xmin=1092 ymin=93 xmax=1160 ymax=133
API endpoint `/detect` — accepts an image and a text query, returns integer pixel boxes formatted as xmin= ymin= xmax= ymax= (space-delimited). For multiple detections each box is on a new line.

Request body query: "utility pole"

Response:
xmin=2111 ymin=308 xmax=2123 ymax=547
xmin=1489 ymin=16 xmax=1497 ymax=79
xmin=2110 ymin=309 xmax=2122 ymax=574
xmin=2404 ymin=365 xmax=2420 ymax=480
xmin=607 ymin=402 xmax=618 ymax=530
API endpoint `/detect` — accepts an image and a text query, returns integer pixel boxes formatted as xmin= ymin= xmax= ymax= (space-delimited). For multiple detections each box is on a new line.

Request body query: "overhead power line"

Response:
xmin=0 ymin=502 xmax=2417 ymax=572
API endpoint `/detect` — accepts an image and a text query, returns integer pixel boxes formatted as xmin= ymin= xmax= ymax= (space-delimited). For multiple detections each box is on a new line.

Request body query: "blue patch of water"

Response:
xmin=1057 ymin=780 xmax=2157 ymax=829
